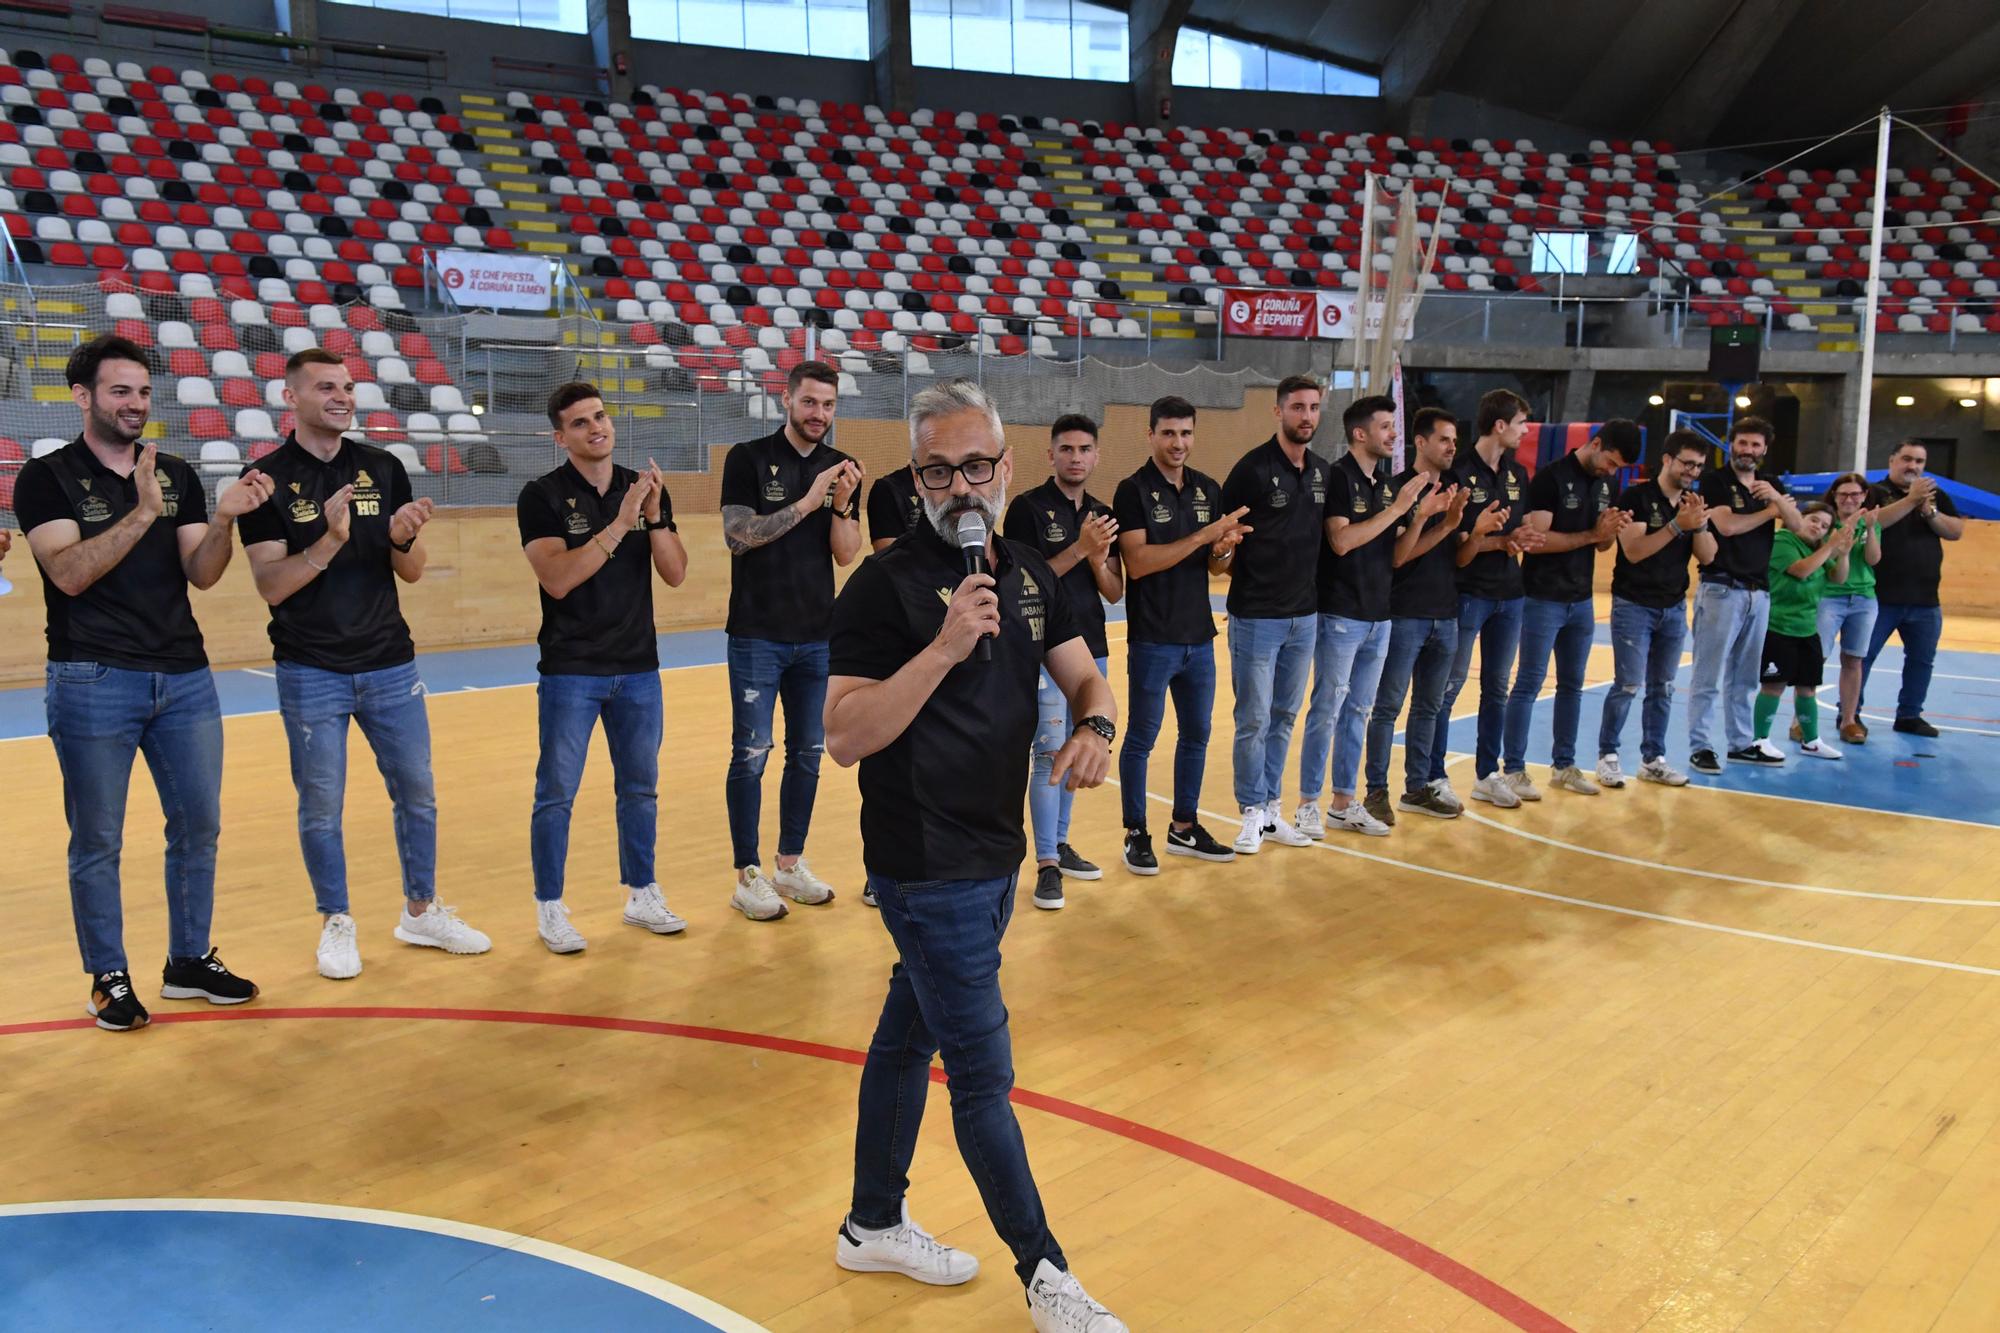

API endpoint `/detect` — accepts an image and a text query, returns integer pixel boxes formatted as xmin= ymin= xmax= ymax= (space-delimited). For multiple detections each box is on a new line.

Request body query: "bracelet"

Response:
xmin=593 ymin=532 xmax=618 ymax=559
xmin=303 ymin=550 xmax=329 ymax=573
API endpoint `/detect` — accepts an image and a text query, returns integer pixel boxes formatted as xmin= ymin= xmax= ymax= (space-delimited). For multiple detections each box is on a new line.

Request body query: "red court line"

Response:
xmin=1 ymin=1005 xmax=1575 ymax=1333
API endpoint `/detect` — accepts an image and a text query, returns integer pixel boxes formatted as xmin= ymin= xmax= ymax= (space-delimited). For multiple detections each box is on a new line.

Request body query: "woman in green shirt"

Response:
xmin=1815 ymin=472 xmax=1882 ymax=744
xmin=1757 ymin=503 xmax=1858 ymax=760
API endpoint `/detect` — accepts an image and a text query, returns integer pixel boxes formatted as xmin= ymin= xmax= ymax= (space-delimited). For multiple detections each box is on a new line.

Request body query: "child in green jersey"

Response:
xmin=1756 ymin=503 xmax=1858 ymax=759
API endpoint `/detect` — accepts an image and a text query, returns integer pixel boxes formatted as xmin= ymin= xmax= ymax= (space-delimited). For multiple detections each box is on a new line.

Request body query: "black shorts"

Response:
xmin=1760 ymin=629 xmax=1825 ymax=688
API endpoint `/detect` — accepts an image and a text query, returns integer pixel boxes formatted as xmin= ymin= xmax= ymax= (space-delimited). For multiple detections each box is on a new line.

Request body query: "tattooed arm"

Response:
xmin=722 ymin=502 xmax=812 ymax=554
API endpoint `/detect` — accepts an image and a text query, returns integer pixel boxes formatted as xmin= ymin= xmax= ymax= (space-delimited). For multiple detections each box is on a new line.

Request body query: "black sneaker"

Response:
xmin=1362 ymin=788 xmax=1397 ymax=827
xmin=1122 ymin=829 xmax=1160 ymax=876
xmin=86 ymin=970 xmax=149 ymax=1032
xmin=1893 ymin=716 xmax=1940 ymax=738
xmin=1397 ymin=786 xmax=1461 ymax=819
xmin=1689 ymin=748 xmax=1722 ymax=775
xmin=1164 ymin=822 xmax=1237 ymax=862
xmin=160 ymin=948 xmax=259 ymax=1005
xmin=1033 ymin=864 xmax=1066 ymax=910
xmin=862 ymin=882 xmax=878 ymax=909
xmin=1055 ymin=842 xmax=1102 ymax=881
xmin=1727 ymin=743 xmax=1785 ymax=766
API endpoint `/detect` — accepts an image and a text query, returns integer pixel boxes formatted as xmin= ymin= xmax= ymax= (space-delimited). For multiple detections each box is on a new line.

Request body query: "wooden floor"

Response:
xmin=5 ymin=611 xmax=2000 ymax=1331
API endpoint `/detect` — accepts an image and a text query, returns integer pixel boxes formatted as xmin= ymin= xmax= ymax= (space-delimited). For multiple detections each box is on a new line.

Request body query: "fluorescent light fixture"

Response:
xmin=1647 ymin=393 xmax=1665 ymax=406
xmin=1894 ymin=394 xmax=1916 ymax=407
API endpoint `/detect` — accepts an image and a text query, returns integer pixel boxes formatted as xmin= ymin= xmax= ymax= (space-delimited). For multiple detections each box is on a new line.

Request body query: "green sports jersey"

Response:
xmin=1768 ymin=528 xmax=1832 ymax=636
xmin=1821 ymin=517 xmax=1875 ymax=598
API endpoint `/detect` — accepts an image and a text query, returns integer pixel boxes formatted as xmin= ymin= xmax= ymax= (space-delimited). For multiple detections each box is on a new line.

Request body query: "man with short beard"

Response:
xmin=15 ymin=335 xmax=271 ymax=1031
xmin=718 ymin=360 xmax=863 ymax=919
xmin=239 ymin=348 xmax=485 ymax=979
xmin=1862 ymin=439 xmax=1965 ymax=738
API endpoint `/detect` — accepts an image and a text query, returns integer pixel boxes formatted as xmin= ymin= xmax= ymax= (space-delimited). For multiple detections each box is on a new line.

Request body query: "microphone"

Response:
xmin=955 ymin=509 xmax=993 ymax=662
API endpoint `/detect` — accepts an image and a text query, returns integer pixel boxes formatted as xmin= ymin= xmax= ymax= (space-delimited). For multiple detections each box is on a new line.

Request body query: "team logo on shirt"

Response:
xmin=1504 ymin=476 xmax=1521 ymax=500
xmin=290 ymin=498 xmax=320 ymax=523
xmin=1019 ymin=569 xmax=1045 ymax=641
xmin=1150 ymin=490 xmax=1171 ymax=525
xmin=1648 ymin=500 xmax=1666 ymax=529
xmin=1044 ymin=510 xmax=1067 ymax=544
xmin=355 ymin=469 xmax=374 ymax=490
xmin=1310 ymin=470 xmax=1325 ymax=504
xmin=78 ymin=495 xmax=112 ymax=524
xmin=936 ymin=586 xmax=953 ymax=604
xmin=565 ymin=509 xmax=592 ymax=536
xmin=1469 ymin=484 xmax=1489 ymax=504
xmin=763 ymin=464 xmax=788 ymax=503
xmin=1562 ymin=483 xmax=1580 ymax=510
xmin=1269 ymin=474 xmax=1288 ymax=509
xmin=1376 ymin=482 xmax=1392 ymax=507
xmin=158 ymin=481 xmax=178 ymax=519
xmin=1193 ymin=488 xmax=1211 ymax=524
xmin=1595 ymin=480 xmax=1611 ymax=507
xmin=1731 ymin=485 xmax=1748 ymax=511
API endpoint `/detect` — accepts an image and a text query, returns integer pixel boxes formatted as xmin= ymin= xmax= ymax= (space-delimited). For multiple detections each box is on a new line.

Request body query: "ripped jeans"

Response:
xmin=275 ymin=659 xmax=437 ymax=916
xmin=724 ymin=636 xmax=827 ymax=870
xmin=1028 ymin=655 xmax=1108 ymax=863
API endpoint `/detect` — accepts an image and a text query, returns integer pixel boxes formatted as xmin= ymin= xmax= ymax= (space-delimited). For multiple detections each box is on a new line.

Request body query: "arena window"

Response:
xmin=911 ymin=0 xmax=1130 ymax=82
xmin=1172 ymin=25 xmax=1378 ymax=96
xmin=329 ymin=0 xmax=591 ymax=35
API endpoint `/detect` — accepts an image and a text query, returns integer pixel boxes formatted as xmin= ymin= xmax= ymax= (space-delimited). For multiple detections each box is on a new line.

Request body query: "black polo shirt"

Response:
xmin=1219 ymin=435 xmax=1331 ymax=620
xmin=12 ymin=435 xmax=210 ymax=671
xmin=1388 ymin=467 xmax=1460 ymax=620
xmin=1611 ymin=479 xmax=1699 ymax=609
xmin=1453 ymin=445 xmax=1530 ymax=600
xmin=720 ymin=427 xmax=859 ymax=643
xmin=237 ymin=435 xmax=415 ymax=673
xmin=1520 ymin=450 xmax=1612 ymax=604
xmin=829 ymin=522 xmax=1080 ymax=882
xmin=1698 ymin=466 xmax=1789 ymax=591
xmin=1868 ymin=479 xmax=1959 ymax=607
xmin=1319 ymin=452 xmax=1396 ymax=621
xmin=1002 ymin=477 xmax=1114 ymax=659
xmin=867 ymin=467 xmax=922 ymax=546
xmin=1112 ymin=458 xmax=1221 ymax=645
xmin=518 ymin=461 xmax=676 ymax=676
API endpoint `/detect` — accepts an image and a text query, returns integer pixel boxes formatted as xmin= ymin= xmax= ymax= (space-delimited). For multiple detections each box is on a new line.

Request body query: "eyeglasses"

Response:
xmin=915 ymin=455 xmax=1002 ymax=491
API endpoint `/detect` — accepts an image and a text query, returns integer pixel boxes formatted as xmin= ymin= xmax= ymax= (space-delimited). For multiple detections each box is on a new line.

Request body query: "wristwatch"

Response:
xmin=1074 ymin=714 xmax=1116 ymax=745
xmin=390 ymin=533 xmax=416 ymax=553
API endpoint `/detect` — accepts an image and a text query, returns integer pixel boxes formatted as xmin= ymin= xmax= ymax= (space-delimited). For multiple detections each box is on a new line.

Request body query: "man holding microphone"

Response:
xmin=825 ymin=380 xmax=1128 ymax=1332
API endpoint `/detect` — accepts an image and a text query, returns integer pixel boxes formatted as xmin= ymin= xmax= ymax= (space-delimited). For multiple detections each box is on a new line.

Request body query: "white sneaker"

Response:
xmin=624 ymin=883 xmax=687 ymax=934
xmin=1261 ymin=799 xmax=1312 ymax=847
xmin=1749 ymin=738 xmax=1788 ymax=762
xmin=394 ymin=901 xmax=492 ymax=955
xmin=834 ymin=1205 xmax=979 ymax=1287
xmin=1594 ymin=755 xmax=1627 ymax=789
xmin=1326 ymin=801 xmax=1391 ymax=837
xmin=1505 ymin=769 xmax=1543 ymax=802
xmin=1550 ymin=766 xmax=1600 ymax=796
xmin=1638 ymin=757 xmax=1690 ymax=786
xmin=1799 ymin=738 xmax=1843 ymax=760
xmin=1470 ymin=772 xmax=1521 ymax=808
xmin=1231 ymin=806 xmax=1266 ymax=855
xmin=1292 ymin=801 xmax=1325 ymax=840
xmin=730 ymin=867 xmax=789 ymax=921
xmin=316 ymin=912 xmax=361 ymax=979
xmin=1428 ymin=778 xmax=1464 ymax=814
xmin=537 ymin=899 xmax=587 ymax=954
xmin=1027 ymin=1258 xmax=1127 ymax=1333
xmin=773 ymin=858 xmax=836 ymax=905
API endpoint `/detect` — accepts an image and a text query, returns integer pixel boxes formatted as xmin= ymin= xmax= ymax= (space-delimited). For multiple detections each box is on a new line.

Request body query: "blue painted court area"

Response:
xmin=0 ymin=1205 xmax=738 ymax=1330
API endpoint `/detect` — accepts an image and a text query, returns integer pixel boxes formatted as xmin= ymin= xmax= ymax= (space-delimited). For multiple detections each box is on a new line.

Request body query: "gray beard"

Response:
xmin=922 ymin=487 xmax=1005 ymax=547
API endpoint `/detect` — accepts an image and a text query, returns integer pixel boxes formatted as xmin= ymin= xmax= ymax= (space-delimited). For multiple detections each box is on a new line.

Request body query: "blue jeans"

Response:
xmin=1119 ymin=641 xmax=1214 ymax=830
xmin=1687 ymin=583 xmax=1768 ymax=754
xmin=1365 ymin=616 xmax=1459 ymax=796
xmin=724 ymin=636 xmax=827 ymax=869
xmin=1504 ymin=596 xmax=1596 ymax=772
xmin=1226 ymin=614 xmax=1316 ymax=809
xmin=851 ymin=872 xmax=1063 ymax=1286
xmin=1598 ymin=597 xmax=1687 ymax=764
xmin=532 ymin=671 xmax=663 ymax=901
xmin=1433 ymin=595 xmax=1523 ymax=782
xmin=1029 ymin=655 xmax=1108 ymax=863
xmin=1299 ymin=615 xmax=1390 ymax=802
xmin=276 ymin=659 xmax=437 ymax=915
xmin=1862 ymin=602 xmax=1945 ymax=720
xmin=44 ymin=662 xmax=222 ymax=973
xmin=1818 ymin=593 xmax=1877 ymax=660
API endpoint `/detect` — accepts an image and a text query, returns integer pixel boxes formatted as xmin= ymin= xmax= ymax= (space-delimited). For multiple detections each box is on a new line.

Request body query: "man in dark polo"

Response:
xmin=1002 ymin=413 xmax=1123 ymax=909
xmin=15 ymin=334 xmax=269 ymax=1031
xmin=866 ymin=464 xmax=922 ymax=553
xmin=240 ymin=348 xmax=489 ymax=980
xmin=718 ymin=359 xmax=862 ymax=919
xmin=1863 ymin=438 xmax=1965 ymax=737
xmin=825 ymin=379 xmax=1128 ymax=1333
xmin=1219 ymin=375 xmax=1329 ymax=852
xmin=519 ymin=382 xmax=691 ymax=954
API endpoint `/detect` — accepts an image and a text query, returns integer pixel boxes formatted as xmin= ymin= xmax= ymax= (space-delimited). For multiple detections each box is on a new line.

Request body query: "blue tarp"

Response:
xmin=1782 ymin=470 xmax=2000 ymax=520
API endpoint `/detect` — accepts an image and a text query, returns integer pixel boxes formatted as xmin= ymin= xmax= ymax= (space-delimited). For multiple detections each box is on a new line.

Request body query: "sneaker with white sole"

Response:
xmin=1799 ymin=737 xmax=1843 ymax=760
xmin=1027 ymin=1258 xmax=1127 ymax=1333
xmin=1470 ymin=772 xmax=1521 ymax=808
xmin=624 ymin=883 xmax=687 ymax=934
xmin=1594 ymin=755 xmax=1627 ymax=789
xmin=731 ymin=867 xmax=789 ymax=921
xmin=1397 ymin=786 xmax=1460 ymax=819
xmin=1293 ymin=801 xmax=1325 ymax=840
xmin=1504 ymin=769 xmax=1543 ymax=801
xmin=316 ymin=912 xmax=362 ymax=979
xmin=835 ymin=1205 xmax=979 ymax=1287
xmin=537 ymin=899 xmax=587 ymax=954
xmin=773 ymin=859 xmax=836 ymax=905
xmin=1638 ymin=757 xmax=1690 ymax=786
xmin=394 ymin=902 xmax=492 ymax=955
xmin=1261 ymin=800 xmax=1312 ymax=847
xmin=1739 ymin=738 xmax=1788 ymax=764
xmin=1428 ymin=778 xmax=1464 ymax=814
xmin=1550 ymin=766 xmax=1600 ymax=796
xmin=1326 ymin=801 xmax=1391 ymax=837
xmin=1231 ymin=806 xmax=1266 ymax=855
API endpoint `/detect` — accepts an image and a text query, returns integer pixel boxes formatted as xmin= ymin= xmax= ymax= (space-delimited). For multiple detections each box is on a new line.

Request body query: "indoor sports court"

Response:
xmin=3 ymin=2 xmax=2000 ymax=1331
